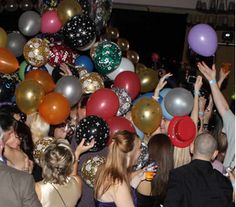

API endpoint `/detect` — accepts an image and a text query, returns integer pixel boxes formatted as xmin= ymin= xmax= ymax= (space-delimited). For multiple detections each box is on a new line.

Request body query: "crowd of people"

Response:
xmin=0 ymin=60 xmax=235 ymax=207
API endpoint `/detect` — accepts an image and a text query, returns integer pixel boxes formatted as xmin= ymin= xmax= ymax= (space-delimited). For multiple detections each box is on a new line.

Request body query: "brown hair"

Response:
xmin=148 ymin=134 xmax=174 ymax=201
xmin=41 ymin=139 xmax=75 ymax=185
xmin=94 ymin=130 xmax=136 ymax=199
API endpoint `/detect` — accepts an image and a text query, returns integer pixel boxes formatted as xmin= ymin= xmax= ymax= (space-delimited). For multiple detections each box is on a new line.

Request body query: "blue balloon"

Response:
xmin=133 ymin=92 xmax=153 ymax=105
xmin=75 ymin=55 xmax=94 ymax=73
xmin=159 ymin=88 xmax=173 ymax=120
xmin=134 ymin=124 xmax=144 ymax=140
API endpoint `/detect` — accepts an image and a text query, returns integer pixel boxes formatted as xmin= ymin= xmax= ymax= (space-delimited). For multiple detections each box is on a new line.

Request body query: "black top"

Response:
xmin=136 ymin=191 xmax=163 ymax=207
xmin=164 ymin=159 xmax=233 ymax=207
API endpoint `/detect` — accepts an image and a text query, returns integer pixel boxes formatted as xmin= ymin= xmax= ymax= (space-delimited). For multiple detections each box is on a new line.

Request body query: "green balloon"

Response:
xmin=94 ymin=41 xmax=122 ymax=75
xmin=19 ymin=61 xmax=27 ymax=80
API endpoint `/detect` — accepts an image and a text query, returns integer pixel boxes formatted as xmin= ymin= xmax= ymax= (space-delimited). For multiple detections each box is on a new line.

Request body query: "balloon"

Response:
xmin=107 ymin=57 xmax=135 ymax=81
xmin=43 ymin=0 xmax=60 ymax=7
xmin=81 ymin=155 xmax=106 ymax=188
xmin=93 ymin=41 xmax=122 ymax=75
xmin=19 ymin=0 xmax=33 ymax=10
xmin=105 ymin=27 xmax=119 ymax=39
xmin=117 ymin=38 xmax=130 ymax=51
xmin=106 ymin=116 xmax=135 ymax=145
xmin=133 ymin=92 xmax=154 ymax=105
xmin=41 ymin=10 xmax=62 ymax=34
xmin=25 ymin=69 xmax=55 ymax=93
xmin=136 ymin=67 xmax=158 ymax=93
xmin=134 ymin=125 xmax=144 ymax=140
xmin=7 ymin=32 xmax=27 ymax=57
xmin=159 ymin=88 xmax=173 ymax=120
xmin=188 ymin=24 xmax=217 ymax=57
xmin=76 ymin=115 xmax=109 ymax=151
xmin=113 ymin=71 xmax=141 ymax=100
xmin=55 ymin=76 xmax=82 ymax=107
xmin=131 ymin=97 xmax=162 ymax=135
xmin=63 ymin=15 xmax=96 ymax=50
xmin=136 ymin=63 xmax=147 ymax=71
xmin=48 ymin=42 xmax=74 ymax=67
xmin=86 ymin=88 xmax=119 ymax=120
xmin=111 ymin=87 xmax=132 ymax=116
xmin=77 ymin=0 xmax=90 ymax=16
xmin=75 ymin=55 xmax=94 ymax=73
xmin=127 ymin=50 xmax=139 ymax=64
xmin=133 ymin=142 xmax=149 ymax=170
xmin=39 ymin=92 xmax=70 ymax=125
xmin=0 ymin=27 xmax=8 ymax=47
xmin=0 ymin=48 xmax=19 ymax=74
xmin=18 ymin=11 xmax=41 ymax=36
xmin=5 ymin=0 xmax=18 ymax=12
xmin=16 ymin=80 xmax=45 ymax=114
xmin=78 ymin=37 xmax=96 ymax=51
xmin=79 ymin=69 xmax=104 ymax=94
xmin=23 ymin=38 xmax=50 ymax=67
xmin=90 ymin=41 xmax=99 ymax=59
xmin=164 ymin=88 xmax=194 ymax=116
xmin=0 ymin=76 xmax=16 ymax=102
xmin=57 ymin=0 xmax=82 ymax=24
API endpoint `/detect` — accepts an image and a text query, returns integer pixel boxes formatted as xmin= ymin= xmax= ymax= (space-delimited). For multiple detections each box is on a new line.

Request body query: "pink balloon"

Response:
xmin=113 ymin=71 xmax=141 ymax=100
xmin=41 ymin=10 xmax=62 ymax=34
xmin=106 ymin=116 xmax=135 ymax=145
xmin=86 ymin=88 xmax=119 ymax=120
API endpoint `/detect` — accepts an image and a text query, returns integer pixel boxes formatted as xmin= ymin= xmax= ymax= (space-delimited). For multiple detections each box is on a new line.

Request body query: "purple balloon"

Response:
xmin=188 ymin=24 xmax=217 ymax=57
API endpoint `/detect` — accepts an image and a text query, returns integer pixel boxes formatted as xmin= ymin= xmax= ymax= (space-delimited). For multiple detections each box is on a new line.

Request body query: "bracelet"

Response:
xmin=199 ymin=111 xmax=204 ymax=116
xmin=209 ymin=79 xmax=217 ymax=85
xmin=194 ymin=90 xmax=200 ymax=96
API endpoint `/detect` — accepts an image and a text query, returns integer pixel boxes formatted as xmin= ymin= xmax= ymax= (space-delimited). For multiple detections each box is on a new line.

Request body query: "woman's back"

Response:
xmin=38 ymin=176 xmax=81 ymax=207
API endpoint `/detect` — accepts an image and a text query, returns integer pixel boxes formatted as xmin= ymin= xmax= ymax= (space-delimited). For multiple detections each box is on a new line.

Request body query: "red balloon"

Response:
xmin=39 ymin=92 xmax=70 ymax=125
xmin=49 ymin=42 xmax=74 ymax=67
xmin=86 ymin=88 xmax=119 ymax=120
xmin=113 ymin=71 xmax=141 ymax=100
xmin=106 ymin=116 xmax=135 ymax=145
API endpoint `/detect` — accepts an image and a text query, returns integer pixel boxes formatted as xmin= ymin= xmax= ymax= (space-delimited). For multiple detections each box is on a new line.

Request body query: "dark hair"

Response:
xmin=48 ymin=123 xmax=66 ymax=137
xmin=0 ymin=112 xmax=17 ymax=132
xmin=16 ymin=121 xmax=34 ymax=160
xmin=208 ymin=110 xmax=223 ymax=138
xmin=79 ymin=94 xmax=90 ymax=109
xmin=148 ymin=134 xmax=174 ymax=201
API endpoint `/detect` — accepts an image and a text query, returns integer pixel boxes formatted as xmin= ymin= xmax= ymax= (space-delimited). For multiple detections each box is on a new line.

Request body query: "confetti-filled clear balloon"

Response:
xmin=81 ymin=155 xmax=106 ymax=188
xmin=23 ymin=38 xmax=50 ymax=67
xmin=76 ymin=115 xmax=109 ymax=152
xmin=133 ymin=142 xmax=149 ymax=170
xmin=93 ymin=41 xmax=122 ymax=75
xmin=111 ymin=87 xmax=131 ymax=116
xmin=63 ymin=15 xmax=96 ymax=50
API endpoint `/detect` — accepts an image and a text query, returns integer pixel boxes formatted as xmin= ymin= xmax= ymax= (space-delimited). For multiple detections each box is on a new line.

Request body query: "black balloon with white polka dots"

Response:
xmin=76 ymin=115 xmax=109 ymax=151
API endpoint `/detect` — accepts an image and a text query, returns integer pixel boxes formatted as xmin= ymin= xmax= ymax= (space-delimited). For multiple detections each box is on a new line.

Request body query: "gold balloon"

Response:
xmin=106 ymin=27 xmax=119 ymax=39
xmin=23 ymin=38 xmax=50 ymax=67
xmin=136 ymin=68 xmax=158 ymax=93
xmin=0 ymin=27 xmax=8 ymax=48
xmin=117 ymin=38 xmax=130 ymax=51
xmin=136 ymin=63 xmax=147 ymax=72
xmin=131 ymin=97 xmax=162 ymax=135
xmin=80 ymin=72 xmax=104 ymax=94
xmin=90 ymin=41 xmax=99 ymax=60
xmin=57 ymin=0 xmax=82 ymax=24
xmin=16 ymin=80 xmax=45 ymax=114
xmin=127 ymin=50 xmax=139 ymax=64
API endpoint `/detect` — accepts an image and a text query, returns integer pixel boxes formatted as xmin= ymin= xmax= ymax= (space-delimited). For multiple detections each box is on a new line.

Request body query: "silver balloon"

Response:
xmin=164 ymin=87 xmax=194 ymax=116
xmin=19 ymin=0 xmax=33 ymax=11
xmin=55 ymin=76 xmax=83 ymax=107
xmin=5 ymin=0 xmax=18 ymax=12
xmin=18 ymin=11 xmax=41 ymax=36
xmin=7 ymin=32 xmax=27 ymax=57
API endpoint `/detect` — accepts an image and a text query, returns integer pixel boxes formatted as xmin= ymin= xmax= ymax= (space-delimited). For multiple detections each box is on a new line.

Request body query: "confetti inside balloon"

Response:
xmin=133 ymin=142 xmax=149 ymax=170
xmin=81 ymin=155 xmax=106 ymax=188
xmin=76 ymin=115 xmax=109 ymax=152
xmin=63 ymin=15 xmax=96 ymax=50
xmin=111 ymin=87 xmax=131 ymax=116
xmin=93 ymin=41 xmax=122 ymax=75
xmin=23 ymin=38 xmax=50 ymax=67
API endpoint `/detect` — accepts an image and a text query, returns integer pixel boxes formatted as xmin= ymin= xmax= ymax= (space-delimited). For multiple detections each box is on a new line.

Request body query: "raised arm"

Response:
xmin=197 ymin=62 xmax=229 ymax=117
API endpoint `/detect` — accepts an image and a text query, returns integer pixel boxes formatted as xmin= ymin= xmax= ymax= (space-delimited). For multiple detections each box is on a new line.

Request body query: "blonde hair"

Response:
xmin=94 ymin=130 xmax=136 ymax=199
xmin=28 ymin=113 xmax=50 ymax=144
xmin=41 ymin=139 xmax=75 ymax=185
xmin=173 ymin=146 xmax=191 ymax=168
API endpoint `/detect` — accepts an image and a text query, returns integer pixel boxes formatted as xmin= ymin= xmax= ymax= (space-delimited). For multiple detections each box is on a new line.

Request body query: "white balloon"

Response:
xmin=107 ymin=57 xmax=134 ymax=80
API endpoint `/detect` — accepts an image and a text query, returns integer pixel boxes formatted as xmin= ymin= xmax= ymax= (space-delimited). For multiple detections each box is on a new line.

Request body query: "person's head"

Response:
xmin=160 ymin=118 xmax=170 ymax=134
xmin=15 ymin=121 xmax=34 ymax=160
xmin=77 ymin=94 xmax=90 ymax=121
xmin=215 ymin=132 xmax=228 ymax=162
xmin=191 ymin=132 xmax=218 ymax=161
xmin=27 ymin=113 xmax=50 ymax=143
xmin=49 ymin=123 xmax=68 ymax=139
xmin=40 ymin=139 xmax=75 ymax=185
xmin=148 ymin=134 xmax=174 ymax=199
xmin=173 ymin=146 xmax=191 ymax=168
xmin=94 ymin=130 xmax=140 ymax=198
